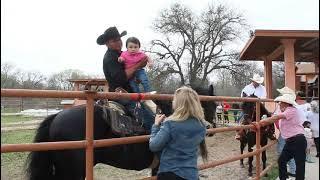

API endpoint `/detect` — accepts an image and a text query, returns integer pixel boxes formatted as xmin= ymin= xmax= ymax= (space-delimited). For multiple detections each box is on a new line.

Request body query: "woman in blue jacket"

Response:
xmin=149 ymin=86 xmax=208 ymax=180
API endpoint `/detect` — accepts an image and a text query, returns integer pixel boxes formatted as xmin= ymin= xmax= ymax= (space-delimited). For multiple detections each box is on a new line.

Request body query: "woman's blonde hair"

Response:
xmin=168 ymin=86 xmax=208 ymax=161
xmin=168 ymin=86 xmax=205 ymax=122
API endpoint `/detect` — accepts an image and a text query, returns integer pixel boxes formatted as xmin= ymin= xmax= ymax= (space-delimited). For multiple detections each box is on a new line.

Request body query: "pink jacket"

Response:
xmin=120 ymin=51 xmax=146 ymax=69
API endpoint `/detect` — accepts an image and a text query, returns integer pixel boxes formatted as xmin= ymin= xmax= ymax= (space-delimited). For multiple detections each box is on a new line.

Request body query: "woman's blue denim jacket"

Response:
xmin=149 ymin=117 xmax=206 ymax=180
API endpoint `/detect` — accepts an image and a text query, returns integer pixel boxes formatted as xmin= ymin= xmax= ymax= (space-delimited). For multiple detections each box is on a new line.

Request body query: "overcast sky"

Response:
xmin=1 ymin=0 xmax=319 ymax=77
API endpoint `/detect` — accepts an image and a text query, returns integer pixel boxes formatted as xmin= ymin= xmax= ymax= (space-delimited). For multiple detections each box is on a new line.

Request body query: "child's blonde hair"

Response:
xmin=168 ymin=86 xmax=208 ymax=161
xmin=168 ymin=86 xmax=205 ymax=122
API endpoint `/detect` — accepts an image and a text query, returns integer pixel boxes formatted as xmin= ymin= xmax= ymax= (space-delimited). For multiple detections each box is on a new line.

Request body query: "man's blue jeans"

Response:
xmin=277 ymin=134 xmax=296 ymax=174
xmin=116 ymin=99 xmax=155 ymax=132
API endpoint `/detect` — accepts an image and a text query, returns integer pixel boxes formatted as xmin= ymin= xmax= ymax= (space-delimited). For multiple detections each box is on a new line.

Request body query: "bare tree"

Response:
xmin=272 ymin=62 xmax=285 ymax=97
xmin=17 ymin=71 xmax=46 ymax=89
xmin=1 ymin=62 xmax=20 ymax=88
xmin=47 ymin=69 xmax=88 ymax=90
xmin=149 ymin=3 xmax=247 ymax=87
xmin=212 ymin=61 xmax=263 ymax=96
xmin=229 ymin=61 xmax=263 ymax=89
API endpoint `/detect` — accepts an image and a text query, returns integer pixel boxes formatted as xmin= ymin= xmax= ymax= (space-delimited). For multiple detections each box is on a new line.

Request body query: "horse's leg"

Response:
xmin=53 ymin=150 xmax=85 ymax=180
xmin=261 ymin=136 xmax=268 ymax=177
xmin=247 ymin=144 xmax=254 ymax=177
xmin=151 ymin=164 xmax=159 ymax=176
xmin=261 ymin=150 xmax=268 ymax=177
xmin=240 ymin=139 xmax=246 ymax=168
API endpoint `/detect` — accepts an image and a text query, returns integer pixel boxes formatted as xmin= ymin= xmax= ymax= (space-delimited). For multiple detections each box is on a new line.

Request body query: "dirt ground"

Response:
xmin=93 ymin=131 xmax=278 ymax=180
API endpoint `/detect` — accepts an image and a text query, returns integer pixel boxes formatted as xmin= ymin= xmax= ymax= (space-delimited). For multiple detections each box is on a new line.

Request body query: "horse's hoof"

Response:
xmin=206 ymin=133 xmax=214 ymax=137
xmin=240 ymin=163 xmax=245 ymax=168
xmin=248 ymin=172 xmax=253 ymax=177
xmin=264 ymin=173 xmax=268 ymax=177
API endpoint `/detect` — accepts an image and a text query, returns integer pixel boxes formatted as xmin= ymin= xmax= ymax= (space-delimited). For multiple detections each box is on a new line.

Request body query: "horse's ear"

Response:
xmin=209 ymin=85 xmax=214 ymax=96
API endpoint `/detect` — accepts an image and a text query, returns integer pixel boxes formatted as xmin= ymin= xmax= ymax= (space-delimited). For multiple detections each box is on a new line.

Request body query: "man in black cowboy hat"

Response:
xmin=97 ymin=26 xmax=148 ymax=92
xmin=97 ymin=26 xmax=154 ymax=131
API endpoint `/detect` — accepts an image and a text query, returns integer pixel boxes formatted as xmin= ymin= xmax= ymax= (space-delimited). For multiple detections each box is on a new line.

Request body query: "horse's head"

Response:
xmin=193 ymin=84 xmax=217 ymax=127
xmin=241 ymin=93 xmax=275 ymax=139
xmin=241 ymin=93 xmax=257 ymax=124
xmin=154 ymin=85 xmax=217 ymax=128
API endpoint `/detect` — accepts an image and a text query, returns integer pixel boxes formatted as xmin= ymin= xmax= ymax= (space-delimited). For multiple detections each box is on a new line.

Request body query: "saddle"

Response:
xmin=100 ymin=101 xmax=147 ymax=137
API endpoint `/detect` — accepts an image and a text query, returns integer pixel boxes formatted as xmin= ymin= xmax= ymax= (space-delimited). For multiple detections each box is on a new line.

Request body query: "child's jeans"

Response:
xmin=129 ymin=68 xmax=151 ymax=93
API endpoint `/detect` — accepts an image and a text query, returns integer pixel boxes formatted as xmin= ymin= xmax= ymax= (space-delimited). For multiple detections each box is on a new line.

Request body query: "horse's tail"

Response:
xmin=26 ymin=113 xmax=57 ymax=180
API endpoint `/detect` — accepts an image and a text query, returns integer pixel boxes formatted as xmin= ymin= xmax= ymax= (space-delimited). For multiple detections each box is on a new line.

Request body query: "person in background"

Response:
xmin=235 ymin=74 xmax=267 ymax=139
xmin=295 ymin=91 xmax=311 ymax=118
xmin=149 ymin=86 xmax=208 ymax=180
xmin=274 ymin=86 xmax=297 ymax=177
xmin=307 ymin=100 xmax=319 ymax=157
xmin=240 ymin=74 xmax=266 ymax=98
xmin=232 ymin=103 xmax=240 ymax=123
xmin=216 ymin=103 xmax=223 ymax=122
xmin=302 ymin=121 xmax=315 ymax=163
xmin=223 ymin=101 xmax=231 ymax=124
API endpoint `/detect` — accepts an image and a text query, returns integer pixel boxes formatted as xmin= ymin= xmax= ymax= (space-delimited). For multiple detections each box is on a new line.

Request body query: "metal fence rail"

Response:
xmin=1 ymin=88 xmax=279 ymax=180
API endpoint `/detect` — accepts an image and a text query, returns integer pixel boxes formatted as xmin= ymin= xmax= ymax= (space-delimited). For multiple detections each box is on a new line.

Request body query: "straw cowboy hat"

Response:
xmin=274 ymin=94 xmax=298 ymax=106
xmin=250 ymin=74 xmax=264 ymax=84
xmin=276 ymin=86 xmax=296 ymax=99
xmin=96 ymin=26 xmax=127 ymax=45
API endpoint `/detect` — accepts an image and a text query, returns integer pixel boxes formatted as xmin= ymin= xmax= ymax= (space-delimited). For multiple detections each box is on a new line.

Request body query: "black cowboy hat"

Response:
xmin=96 ymin=26 xmax=127 ymax=45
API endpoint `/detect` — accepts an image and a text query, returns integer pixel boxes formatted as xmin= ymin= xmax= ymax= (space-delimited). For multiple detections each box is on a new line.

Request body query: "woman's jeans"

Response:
xmin=277 ymin=135 xmax=296 ymax=174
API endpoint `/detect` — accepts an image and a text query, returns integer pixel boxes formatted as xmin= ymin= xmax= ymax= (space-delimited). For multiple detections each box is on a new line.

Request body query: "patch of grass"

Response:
xmin=1 ymin=130 xmax=36 ymax=180
xmin=262 ymin=165 xmax=279 ymax=180
xmin=1 ymin=115 xmax=35 ymax=124
xmin=1 ymin=107 xmax=21 ymax=113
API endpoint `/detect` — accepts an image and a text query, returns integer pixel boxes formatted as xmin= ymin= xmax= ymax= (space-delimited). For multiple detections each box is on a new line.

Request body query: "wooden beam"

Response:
xmin=255 ymin=30 xmax=319 ymax=38
xmin=267 ymin=45 xmax=284 ymax=60
xmin=300 ymin=38 xmax=319 ymax=48
xmin=239 ymin=35 xmax=256 ymax=60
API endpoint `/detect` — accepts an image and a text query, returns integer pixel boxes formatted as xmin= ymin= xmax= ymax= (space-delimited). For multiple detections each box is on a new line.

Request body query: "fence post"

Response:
xmin=46 ymin=98 xmax=49 ymax=116
xmin=255 ymin=101 xmax=261 ymax=179
xmin=85 ymin=94 xmax=95 ymax=180
xmin=20 ymin=98 xmax=23 ymax=112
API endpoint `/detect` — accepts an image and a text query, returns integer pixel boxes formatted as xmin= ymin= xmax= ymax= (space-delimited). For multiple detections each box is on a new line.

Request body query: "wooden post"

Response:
xmin=255 ymin=101 xmax=261 ymax=179
xmin=264 ymin=57 xmax=273 ymax=98
xmin=281 ymin=39 xmax=296 ymax=91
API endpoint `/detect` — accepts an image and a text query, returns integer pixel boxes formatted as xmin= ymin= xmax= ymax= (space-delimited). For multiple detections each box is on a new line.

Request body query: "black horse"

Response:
xmin=26 ymin=85 xmax=216 ymax=180
xmin=239 ymin=94 xmax=275 ymax=177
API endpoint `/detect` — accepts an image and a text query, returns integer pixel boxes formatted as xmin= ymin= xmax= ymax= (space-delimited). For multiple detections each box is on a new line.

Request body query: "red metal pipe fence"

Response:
xmin=1 ymin=89 xmax=279 ymax=180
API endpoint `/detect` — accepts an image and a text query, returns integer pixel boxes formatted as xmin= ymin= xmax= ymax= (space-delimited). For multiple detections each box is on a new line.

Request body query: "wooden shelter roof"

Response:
xmin=239 ymin=30 xmax=319 ymax=62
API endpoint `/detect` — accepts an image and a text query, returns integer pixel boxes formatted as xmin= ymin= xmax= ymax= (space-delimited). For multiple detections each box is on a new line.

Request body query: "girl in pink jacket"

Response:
xmin=118 ymin=37 xmax=153 ymax=93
